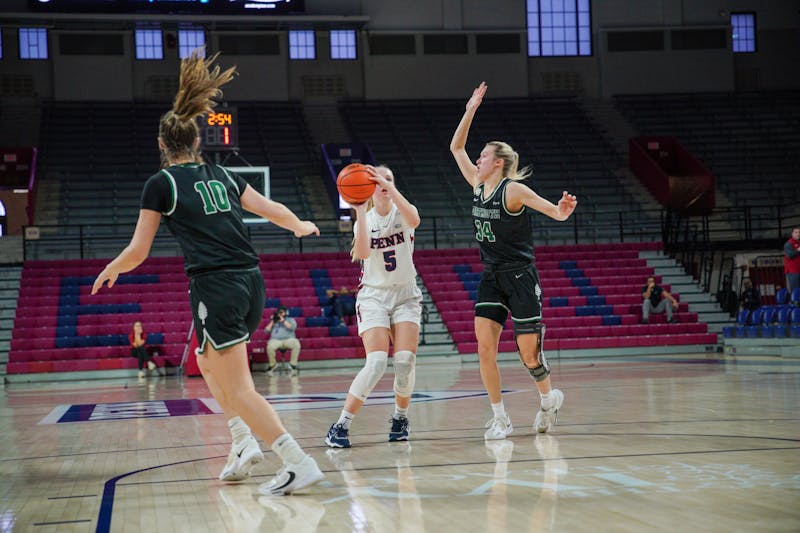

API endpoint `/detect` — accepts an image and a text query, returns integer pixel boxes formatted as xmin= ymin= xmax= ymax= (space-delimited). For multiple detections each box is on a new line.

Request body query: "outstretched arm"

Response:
xmin=240 ymin=184 xmax=319 ymax=238
xmin=92 ymin=209 xmax=161 ymax=294
xmin=506 ymin=184 xmax=577 ymax=222
xmin=449 ymin=82 xmax=487 ymax=189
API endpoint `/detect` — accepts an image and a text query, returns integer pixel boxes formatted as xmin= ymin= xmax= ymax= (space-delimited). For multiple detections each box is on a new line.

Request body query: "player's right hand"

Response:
xmin=295 ymin=221 xmax=320 ymax=238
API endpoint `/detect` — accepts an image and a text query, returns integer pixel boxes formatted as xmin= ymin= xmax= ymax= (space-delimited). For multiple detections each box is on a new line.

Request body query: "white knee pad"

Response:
xmin=348 ymin=351 xmax=388 ymax=401
xmin=393 ymin=350 xmax=416 ymax=398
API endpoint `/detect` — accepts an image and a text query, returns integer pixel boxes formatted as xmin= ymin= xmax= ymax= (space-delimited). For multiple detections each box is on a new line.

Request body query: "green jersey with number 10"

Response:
xmin=140 ymin=163 xmax=259 ymax=276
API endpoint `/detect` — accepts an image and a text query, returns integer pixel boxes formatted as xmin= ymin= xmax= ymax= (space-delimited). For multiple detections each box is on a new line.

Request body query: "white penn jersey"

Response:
xmin=358 ymin=204 xmax=417 ymax=288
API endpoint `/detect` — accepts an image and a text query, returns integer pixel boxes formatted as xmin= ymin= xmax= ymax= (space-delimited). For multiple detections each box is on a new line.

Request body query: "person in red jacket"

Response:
xmin=129 ymin=320 xmax=156 ymax=378
xmin=784 ymin=227 xmax=800 ymax=292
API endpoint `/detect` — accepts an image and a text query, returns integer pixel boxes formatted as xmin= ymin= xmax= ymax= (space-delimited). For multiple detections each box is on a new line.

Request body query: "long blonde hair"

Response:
xmin=486 ymin=141 xmax=533 ymax=181
xmin=158 ymin=50 xmax=237 ymax=162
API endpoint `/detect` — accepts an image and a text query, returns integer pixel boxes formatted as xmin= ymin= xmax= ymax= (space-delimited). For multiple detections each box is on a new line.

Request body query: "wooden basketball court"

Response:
xmin=1 ymin=353 xmax=798 ymax=532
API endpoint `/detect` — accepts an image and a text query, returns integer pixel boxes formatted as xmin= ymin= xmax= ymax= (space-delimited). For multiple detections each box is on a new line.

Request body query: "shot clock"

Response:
xmin=199 ymin=108 xmax=239 ymax=151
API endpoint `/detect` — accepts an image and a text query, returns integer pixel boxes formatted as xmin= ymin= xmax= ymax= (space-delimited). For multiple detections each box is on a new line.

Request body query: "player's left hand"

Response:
xmin=557 ymin=191 xmax=577 ymax=220
xmin=364 ymin=165 xmax=396 ymax=193
xmin=92 ymin=267 xmax=119 ymax=294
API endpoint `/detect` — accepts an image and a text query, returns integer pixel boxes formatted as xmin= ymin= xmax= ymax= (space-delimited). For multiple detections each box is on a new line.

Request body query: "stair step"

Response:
xmin=681 ymin=293 xmax=716 ymax=304
xmin=690 ymin=302 xmax=725 ymax=313
xmin=670 ymin=283 xmax=703 ymax=295
xmin=698 ymin=311 xmax=734 ymax=323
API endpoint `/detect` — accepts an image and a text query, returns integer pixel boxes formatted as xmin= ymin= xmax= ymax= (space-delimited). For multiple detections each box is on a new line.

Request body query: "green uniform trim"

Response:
xmin=160 ymin=169 xmax=178 ymax=216
xmin=218 ymin=165 xmax=241 ymax=196
xmin=502 ymin=181 xmax=525 ymax=216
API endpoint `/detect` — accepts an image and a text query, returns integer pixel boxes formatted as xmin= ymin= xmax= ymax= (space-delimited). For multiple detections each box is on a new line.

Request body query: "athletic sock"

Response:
xmin=228 ymin=416 xmax=251 ymax=445
xmin=337 ymin=410 xmax=355 ymax=430
xmin=540 ymin=391 xmax=553 ymax=410
xmin=393 ymin=406 xmax=408 ymax=419
xmin=491 ymin=401 xmax=506 ymax=418
xmin=271 ymin=433 xmax=306 ymax=465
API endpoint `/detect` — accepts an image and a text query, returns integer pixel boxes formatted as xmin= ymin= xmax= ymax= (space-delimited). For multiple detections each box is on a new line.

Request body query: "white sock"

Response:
xmin=394 ymin=406 xmax=408 ymax=419
xmin=271 ymin=433 xmax=306 ymax=465
xmin=337 ymin=410 xmax=355 ymax=429
xmin=540 ymin=391 xmax=553 ymax=410
xmin=228 ymin=416 xmax=251 ymax=445
xmin=491 ymin=401 xmax=506 ymax=418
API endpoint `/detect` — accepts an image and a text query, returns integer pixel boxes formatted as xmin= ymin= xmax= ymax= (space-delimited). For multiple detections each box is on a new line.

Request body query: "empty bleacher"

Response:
xmin=8 ymin=241 xmax=718 ymax=376
xmin=7 ymin=252 xmax=365 ymax=375
xmin=340 ymin=97 xmax=652 ymax=245
xmin=614 ymin=91 xmax=800 ymax=236
xmin=37 ymin=101 xmax=316 ymax=232
xmin=416 ymin=243 xmax=716 ymax=353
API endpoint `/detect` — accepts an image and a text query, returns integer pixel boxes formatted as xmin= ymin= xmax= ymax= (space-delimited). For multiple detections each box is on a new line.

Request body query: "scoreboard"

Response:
xmin=28 ymin=1 xmax=305 ymax=14
xmin=199 ymin=108 xmax=239 ymax=151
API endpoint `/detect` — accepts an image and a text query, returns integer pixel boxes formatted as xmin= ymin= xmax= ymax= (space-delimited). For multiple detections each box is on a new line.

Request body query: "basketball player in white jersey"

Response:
xmin=325 ymin=165 xmax=422 ymax=448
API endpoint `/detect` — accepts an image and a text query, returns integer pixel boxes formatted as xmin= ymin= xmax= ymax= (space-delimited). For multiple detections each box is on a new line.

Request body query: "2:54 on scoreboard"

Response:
xmin=200 ymin=108 xmax=239 ymax=150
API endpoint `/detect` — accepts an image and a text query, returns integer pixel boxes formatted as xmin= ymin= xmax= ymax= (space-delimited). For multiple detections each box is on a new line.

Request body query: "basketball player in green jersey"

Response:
xmin=450 ymin=82 xmax=577 ymax=440
xmin=92 ymin=51 xmax=323 ymax=496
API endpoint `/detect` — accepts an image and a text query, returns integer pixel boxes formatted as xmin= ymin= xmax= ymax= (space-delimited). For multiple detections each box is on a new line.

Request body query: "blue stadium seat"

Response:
xmin=306 ymin=316 xmax=331 ymax=327
xmin=746 ymin=308 xmax=763 ymax=338
xmin=760 ymin=306 xmax=775 ymax=337
xmin=735 ymin=309 xmax=749 ymax=338
xmin=775 ymin=287 xmax=788 ymax=306
xmin=791 ymin=308 xmax=800 ymax=339
xmin=328 ymin=324 xmax=349 ymax=337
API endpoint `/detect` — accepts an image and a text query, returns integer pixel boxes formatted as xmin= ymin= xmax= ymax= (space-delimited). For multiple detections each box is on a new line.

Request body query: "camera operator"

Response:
xmin=264 ymin=305 xmax=301 ymax=375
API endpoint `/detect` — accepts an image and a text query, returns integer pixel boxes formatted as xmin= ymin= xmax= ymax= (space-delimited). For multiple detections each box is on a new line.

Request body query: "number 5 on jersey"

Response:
xmin=194 ymin=180 xmax=231 ymax=215
xmin=475 ymin=220 xmax=496 ymax=242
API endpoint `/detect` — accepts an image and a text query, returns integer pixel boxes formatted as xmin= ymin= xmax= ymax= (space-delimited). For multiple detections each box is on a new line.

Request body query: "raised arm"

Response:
xmin=92 ymin=209 xmax=162 ymax=294
xmin=505 ymin=184 xmax=577 ymax=222
xmin=449 ymin=82 xmax=487 ymax=189
xmin=240 ymin=184 xmax=319 ymax=238
xmin=365 ymin=166 xmax=420 ymax=229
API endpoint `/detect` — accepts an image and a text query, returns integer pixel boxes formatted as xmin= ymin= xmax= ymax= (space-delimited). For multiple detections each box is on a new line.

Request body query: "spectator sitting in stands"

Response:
xmin=739 ymin=278 xmax=761 ymax=312
xmin=784 ymin=227 xmax=800 ymax=292
xmin=264 ymin=305 xmax=301 ymax=376
xmin=641 ymin=276 xmax=679 ymax=324
xmin=326 ymin=286 xmax=357 ymax=326
xmin=129 ymin=321 xmax=157 ymax=378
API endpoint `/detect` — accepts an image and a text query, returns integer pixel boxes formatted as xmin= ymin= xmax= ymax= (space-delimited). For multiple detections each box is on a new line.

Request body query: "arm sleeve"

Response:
xmin=785 ymin=241 xmax=799 ymax=259
xmin=140 ymin=173 xmax=171 ymax=213
xmin=234 ymin=173 xmax=249 ymax=197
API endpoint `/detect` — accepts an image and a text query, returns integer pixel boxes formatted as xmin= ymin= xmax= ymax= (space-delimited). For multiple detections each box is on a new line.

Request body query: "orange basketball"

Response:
xmin=337 ymin=163 xmax=376 ymax=205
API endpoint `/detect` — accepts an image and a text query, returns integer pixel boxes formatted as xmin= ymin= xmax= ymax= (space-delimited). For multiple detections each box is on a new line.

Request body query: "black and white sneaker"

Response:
xmin=219 ymin=435 xmax=263 ymax=482
xmin=257 ymin=455 xmax=324 ymax=496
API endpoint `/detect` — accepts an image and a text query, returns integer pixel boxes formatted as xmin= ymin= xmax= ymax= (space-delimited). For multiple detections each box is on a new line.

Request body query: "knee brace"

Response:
xmin=518 ymin=322 xmax=550 ymax=382
xmin=392 ymin=350 xmax=416 ymax=398
xmin=348 ymin=351 xmax=388 ymax=401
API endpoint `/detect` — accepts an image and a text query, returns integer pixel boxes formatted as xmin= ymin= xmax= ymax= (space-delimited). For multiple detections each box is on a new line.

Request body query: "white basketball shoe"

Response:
xmin=534 ymin=389 xmax=564 ymax=434
xmin=219 ymin=435 xmax=264 ymax=482
xmin=258 ymin=455 xmax=324 ymax=497
xmin=484 ymin=413 xmax=513 ymax=440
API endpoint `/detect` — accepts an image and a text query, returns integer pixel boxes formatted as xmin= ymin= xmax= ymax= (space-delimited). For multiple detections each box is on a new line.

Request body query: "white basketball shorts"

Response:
xmin=356 ymin=282 xmax=422 ymax=335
